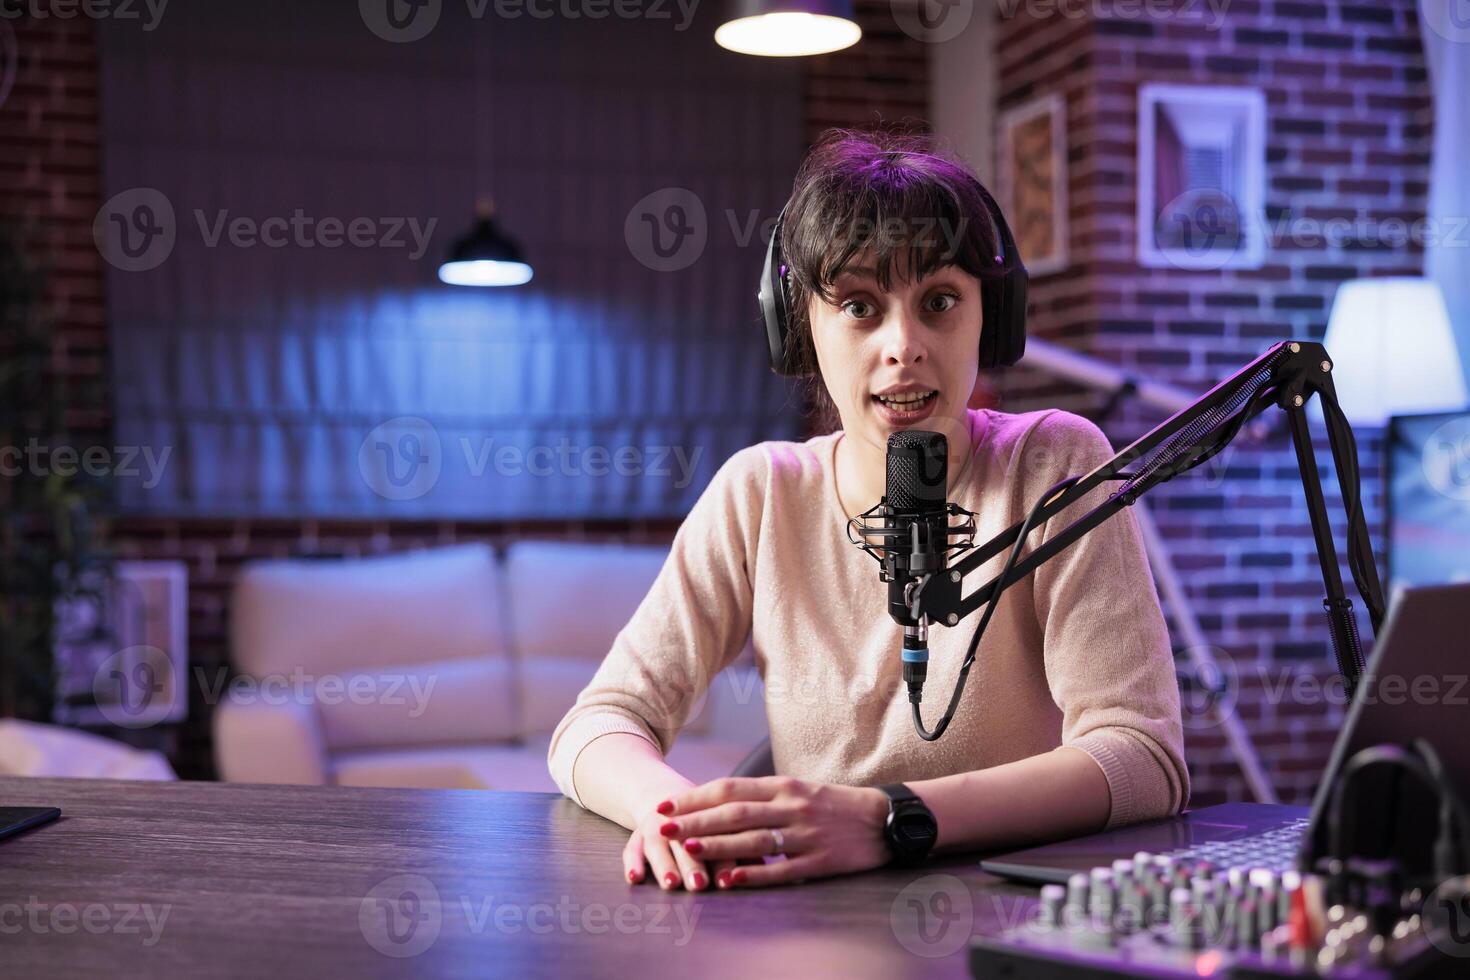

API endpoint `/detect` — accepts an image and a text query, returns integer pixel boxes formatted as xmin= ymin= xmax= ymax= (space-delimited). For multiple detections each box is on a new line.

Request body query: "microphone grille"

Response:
xmin=886 ymin=430 xmax=948 ymax=512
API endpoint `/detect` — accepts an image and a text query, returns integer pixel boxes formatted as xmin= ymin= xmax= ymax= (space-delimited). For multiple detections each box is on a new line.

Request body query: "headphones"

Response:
xmin=758 ymin=180 xmax=1029 ymax=376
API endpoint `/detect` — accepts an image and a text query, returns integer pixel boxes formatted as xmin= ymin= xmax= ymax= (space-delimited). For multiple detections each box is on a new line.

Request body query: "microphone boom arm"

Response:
xmin=910 ymin=340 xmax=1386 ymax=701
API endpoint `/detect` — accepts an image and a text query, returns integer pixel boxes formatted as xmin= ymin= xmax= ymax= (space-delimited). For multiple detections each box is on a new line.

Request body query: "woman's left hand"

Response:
xmin=654 ymin=776 xmax=892 ymax=888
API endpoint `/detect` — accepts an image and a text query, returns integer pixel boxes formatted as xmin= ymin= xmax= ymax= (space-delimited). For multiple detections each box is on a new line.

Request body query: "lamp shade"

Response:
xmin=438 ymin=200 xmax=533 ymax=287
xmin=714 ymin=0 xmax=861 ymax=57
xmin=1315 ymin=277 xmax=1469 ymax=426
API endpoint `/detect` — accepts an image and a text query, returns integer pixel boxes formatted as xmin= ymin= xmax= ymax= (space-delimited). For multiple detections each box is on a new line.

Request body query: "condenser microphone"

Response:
xmin=846 ymin=431 xmax=977 ymax=708
xmin=884 ymin=430 xmax=949 ymax=617
xmin=884 ymin=430 xmax=949 ymax=701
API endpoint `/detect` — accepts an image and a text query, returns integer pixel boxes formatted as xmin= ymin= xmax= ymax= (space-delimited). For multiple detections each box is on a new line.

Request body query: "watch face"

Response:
xmin=889 ymin=803 xmax=938 ymax=858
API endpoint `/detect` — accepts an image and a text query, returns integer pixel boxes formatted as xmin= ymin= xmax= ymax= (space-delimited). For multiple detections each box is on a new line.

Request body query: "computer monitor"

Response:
xmin=1387 ymin=410 xmax=1470 ymax=592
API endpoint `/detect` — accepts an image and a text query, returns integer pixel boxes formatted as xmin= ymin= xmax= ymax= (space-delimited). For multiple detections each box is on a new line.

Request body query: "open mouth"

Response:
xmin=871 ymin=390 xmax=939 ymax=417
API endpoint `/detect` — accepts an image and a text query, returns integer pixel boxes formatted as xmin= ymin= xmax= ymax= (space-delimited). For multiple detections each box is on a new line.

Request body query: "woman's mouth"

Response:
xmin=871 ymin=390 xmax=939 ymax=424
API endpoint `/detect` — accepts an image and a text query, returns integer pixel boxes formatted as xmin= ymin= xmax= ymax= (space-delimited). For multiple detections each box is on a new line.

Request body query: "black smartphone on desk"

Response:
xmin=0 ymin=806 xmax=61 ymax=841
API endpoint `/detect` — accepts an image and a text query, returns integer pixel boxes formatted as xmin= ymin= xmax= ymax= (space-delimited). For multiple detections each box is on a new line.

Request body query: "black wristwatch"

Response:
xmin=878 ymin=783 xmax=938 ymax=864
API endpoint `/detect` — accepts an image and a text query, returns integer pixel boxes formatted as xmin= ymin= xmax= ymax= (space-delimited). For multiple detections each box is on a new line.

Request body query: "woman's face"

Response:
xmin=808 ymin=258 xmax=982 ymax=456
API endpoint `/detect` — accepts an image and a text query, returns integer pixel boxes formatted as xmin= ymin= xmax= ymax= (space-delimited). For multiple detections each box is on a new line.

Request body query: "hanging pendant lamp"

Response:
xmin=715 ymin=0 xmax=861 ymax=57
xmin=438 ymin=197 xmax=533 ymax=288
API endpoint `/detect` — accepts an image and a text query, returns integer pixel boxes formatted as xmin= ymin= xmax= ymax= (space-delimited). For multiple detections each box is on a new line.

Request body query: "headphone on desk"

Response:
xmin=757 ymin=179 xmax=1030 ymax=376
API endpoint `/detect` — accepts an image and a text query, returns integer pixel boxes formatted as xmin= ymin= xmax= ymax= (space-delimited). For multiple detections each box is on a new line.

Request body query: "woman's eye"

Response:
xmin=841 ymin=298 xmax=876 ymax=319
xmin=925 ymin=292 xmax=959 ymax=314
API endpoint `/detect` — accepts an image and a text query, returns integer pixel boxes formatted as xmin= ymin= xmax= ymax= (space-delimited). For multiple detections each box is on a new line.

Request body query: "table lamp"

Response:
xmin=1313 ymin=277 xmax=1469 ymax=426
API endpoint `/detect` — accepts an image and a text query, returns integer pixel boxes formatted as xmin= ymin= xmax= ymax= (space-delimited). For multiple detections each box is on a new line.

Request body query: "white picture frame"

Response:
xmin=1137 ymin=83 xmax=1266 ymax=271
xmin=53 ymin=560 xmax=190 ymax=729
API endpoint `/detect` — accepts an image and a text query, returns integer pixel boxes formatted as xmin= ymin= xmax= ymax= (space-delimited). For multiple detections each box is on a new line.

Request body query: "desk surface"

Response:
xmin=0 ymin=777 xmax=1034 ymax=979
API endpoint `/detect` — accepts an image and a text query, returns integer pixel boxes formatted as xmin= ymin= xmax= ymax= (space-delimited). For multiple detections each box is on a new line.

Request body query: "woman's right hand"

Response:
xmin=624 ymin=803 xmax=738 ymax=891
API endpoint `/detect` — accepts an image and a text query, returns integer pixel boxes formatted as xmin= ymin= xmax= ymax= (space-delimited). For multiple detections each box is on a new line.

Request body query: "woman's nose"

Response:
xmin=880 ymin=310 xmax=926 ymax=366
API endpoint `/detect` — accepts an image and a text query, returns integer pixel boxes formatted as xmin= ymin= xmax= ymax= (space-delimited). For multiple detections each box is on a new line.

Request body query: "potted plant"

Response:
xmin=0 ymin=221 xmax=113 ymax=722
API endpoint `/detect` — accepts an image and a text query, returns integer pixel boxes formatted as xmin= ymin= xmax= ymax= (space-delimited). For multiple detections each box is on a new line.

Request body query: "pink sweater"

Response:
xmin=548 ymin=408 xmax=1190 ymax=829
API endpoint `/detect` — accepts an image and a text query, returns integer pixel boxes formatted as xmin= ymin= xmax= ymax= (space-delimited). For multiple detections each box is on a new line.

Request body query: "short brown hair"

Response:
xmin=779 ymin=129 xmax=1009 ymax=434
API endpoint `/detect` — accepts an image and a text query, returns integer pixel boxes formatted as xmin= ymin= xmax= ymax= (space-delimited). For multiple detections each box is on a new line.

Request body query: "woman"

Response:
xmin=548 ymin=131 xmax=1188 ymax=892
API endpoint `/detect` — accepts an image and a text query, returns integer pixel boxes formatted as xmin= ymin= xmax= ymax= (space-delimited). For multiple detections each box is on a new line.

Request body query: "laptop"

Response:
xmin=979 ymin=582 xmax=1470 ymax=885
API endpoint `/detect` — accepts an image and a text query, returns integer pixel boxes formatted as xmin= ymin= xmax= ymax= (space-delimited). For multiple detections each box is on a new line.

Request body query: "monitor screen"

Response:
xmin=1387 ymin=411 xmax=1470 ymax=591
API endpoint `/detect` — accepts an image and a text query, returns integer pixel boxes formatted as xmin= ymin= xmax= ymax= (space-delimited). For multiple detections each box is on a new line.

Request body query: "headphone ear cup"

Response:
xmin=978 ymin=269 xmax=1027 ymax=370
xmin=979 ymin=288 xmax=1000 ymax=369
xmin=1003 ymin=268 xmax=1028 ymax=365
xmin=992 ymin=269 xmax=1026 ymax=368
xmin=759 ymin=241 xmax=791 ymax=375
xmin=759 ymin=204 xmax=797 ymax=376
xmin=976 ymin=186 xmax=1029 ymax=370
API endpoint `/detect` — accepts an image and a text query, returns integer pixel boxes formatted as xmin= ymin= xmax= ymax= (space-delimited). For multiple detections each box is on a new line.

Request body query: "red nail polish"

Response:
xmin=656 ymin=800 xmax=674 ymax=816
xmin=627 ymin=869 xmax=639 ymax=883
xmin=684 ymin=839 xmax=703 ymax=855
xmin=716 ymin=872 xmax=731 ymax=889
xmin=659 ymin=821 xmax=679 ymax=837
xmin=732 ymin=869 xmax=748 ymax=885
xmin=693 ymin=872 xmax=707 ymax=889
xmin=663 ymin=872 xmax=678 ymax=888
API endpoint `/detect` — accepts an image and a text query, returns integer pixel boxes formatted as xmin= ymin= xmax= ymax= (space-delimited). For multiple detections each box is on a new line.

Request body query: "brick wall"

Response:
xmin=4 ymin=11 xmax=933 ymax=777
xmin=802 ymin=0 xmax=932 ymax=142
xmin=0 ymin=18 xmax=107 ymax=432
xmin=991 ymin=0 xmax=1432 ymax=805
xmin=0 ymin=18 xmax=109 ymax=721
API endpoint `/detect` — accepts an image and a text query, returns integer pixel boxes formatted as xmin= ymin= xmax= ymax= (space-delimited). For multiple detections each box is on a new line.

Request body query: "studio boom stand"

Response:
xmin=851 ymin=340 xmax=1388 ymax=740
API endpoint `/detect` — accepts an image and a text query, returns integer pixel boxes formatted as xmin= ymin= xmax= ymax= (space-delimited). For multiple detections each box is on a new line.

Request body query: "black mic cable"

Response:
xmin=907 ymin=474 xmax=1082 ymax=741
xmin=906 ymin=381 xmax=1273 ymax=738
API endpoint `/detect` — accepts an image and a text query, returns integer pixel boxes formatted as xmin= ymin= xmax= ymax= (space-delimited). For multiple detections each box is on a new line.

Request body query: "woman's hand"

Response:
xmin=624 ymin=804 xmax=716 ymax=892
xmin=655 ymin=776 xmax=892 ymax=888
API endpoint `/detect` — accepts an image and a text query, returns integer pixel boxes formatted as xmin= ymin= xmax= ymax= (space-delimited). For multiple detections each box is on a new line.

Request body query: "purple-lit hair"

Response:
xmin=779 ymin=129 xmax=1009 ymax=433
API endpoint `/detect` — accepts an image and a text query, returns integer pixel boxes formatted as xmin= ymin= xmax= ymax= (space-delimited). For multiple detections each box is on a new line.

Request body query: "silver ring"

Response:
xmin=769 ymin=828 xmax=785 ymax=855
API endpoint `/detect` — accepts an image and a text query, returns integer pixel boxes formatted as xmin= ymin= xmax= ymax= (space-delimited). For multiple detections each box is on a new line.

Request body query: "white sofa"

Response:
xmin=214 ymin=542 xmax=767 ymax=792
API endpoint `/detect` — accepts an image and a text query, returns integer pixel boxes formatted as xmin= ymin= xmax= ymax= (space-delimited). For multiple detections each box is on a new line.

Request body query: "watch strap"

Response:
xmin=878 ymin=783 xmax=920 ymax=806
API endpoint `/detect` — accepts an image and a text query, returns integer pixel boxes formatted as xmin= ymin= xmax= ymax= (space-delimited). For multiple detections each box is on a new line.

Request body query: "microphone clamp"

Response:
xmin=845 ymin=499 xmax=979 ymax=574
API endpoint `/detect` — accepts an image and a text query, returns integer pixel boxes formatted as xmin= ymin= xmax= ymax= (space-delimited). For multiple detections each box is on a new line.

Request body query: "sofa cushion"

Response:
xmin=505 ymin=539 xmax=759 ymax=738
xmin=231 ymin=543 xmax=506 ymax=679
xmin=331 ymin=735 xmax=759 ymax=793
xmin=502 ymin=540 xmax=669 ymax=660
xmin=517 ymin=656 xmax=719 ymax=738
xmin=333 ymin=742 xmax=561 ymax=792
xmin=307 ymin=656 xmax=520 ymax=751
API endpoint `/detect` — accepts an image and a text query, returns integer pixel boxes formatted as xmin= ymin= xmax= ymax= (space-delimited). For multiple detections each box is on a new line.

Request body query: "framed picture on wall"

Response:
xmin=997 ymin=93 xmax=1068 ymax=277
xmin=53 ymin=561 xmax=189 ymax=729
xmin=1138 ymin=83 xmax=1266 ymax=270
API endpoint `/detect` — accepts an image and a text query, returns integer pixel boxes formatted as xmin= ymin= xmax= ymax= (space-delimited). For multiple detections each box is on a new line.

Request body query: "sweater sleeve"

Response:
xmin=546 ymin=445 xmax=765 ymax=807
xmin=1021 ymin=411 xmax=1191 ymax=828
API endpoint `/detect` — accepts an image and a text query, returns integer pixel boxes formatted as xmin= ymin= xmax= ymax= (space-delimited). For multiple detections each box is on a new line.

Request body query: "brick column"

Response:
xmin=993 ymin=0 xmax=1431 ymax=805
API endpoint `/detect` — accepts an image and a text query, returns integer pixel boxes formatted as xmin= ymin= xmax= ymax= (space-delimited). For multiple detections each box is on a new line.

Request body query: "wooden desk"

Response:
xmin=0 ymin=777 xmax=1035 ymax=979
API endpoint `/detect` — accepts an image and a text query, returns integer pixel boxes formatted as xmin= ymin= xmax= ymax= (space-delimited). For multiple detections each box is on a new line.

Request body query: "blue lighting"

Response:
xmin=438 ymin=259 xmax=534 ymax=287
